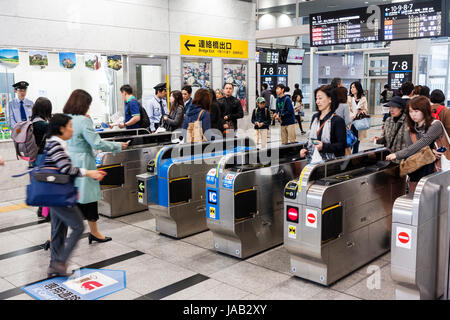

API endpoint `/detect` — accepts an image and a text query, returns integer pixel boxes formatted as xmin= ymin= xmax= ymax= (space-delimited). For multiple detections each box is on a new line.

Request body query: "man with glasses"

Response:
xmin=9 ymin=81 xmax=34 ymax=128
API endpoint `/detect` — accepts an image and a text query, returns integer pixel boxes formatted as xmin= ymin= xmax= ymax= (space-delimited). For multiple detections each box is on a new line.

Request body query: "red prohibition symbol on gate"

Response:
xmin=398 ymin=232 xmax=410 ymax=244
xmin=307 ymin=213 xmax=316 ymax=224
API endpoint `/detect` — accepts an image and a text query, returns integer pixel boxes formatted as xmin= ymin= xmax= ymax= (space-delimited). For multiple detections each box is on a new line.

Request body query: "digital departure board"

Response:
xmin=383 ymin=1 xmax=442 ymax=41
xmin=256 ymin=48 xmax=280 ymax=64
xmin=310 ymin=7 xmax=381 ymax=46
xmin=310 ymin=0 xmax=443 ymax=47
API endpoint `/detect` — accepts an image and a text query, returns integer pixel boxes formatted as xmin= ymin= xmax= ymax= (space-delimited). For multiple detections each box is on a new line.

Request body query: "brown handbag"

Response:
xmin=399 ymin=132 xmax=436 ymax=177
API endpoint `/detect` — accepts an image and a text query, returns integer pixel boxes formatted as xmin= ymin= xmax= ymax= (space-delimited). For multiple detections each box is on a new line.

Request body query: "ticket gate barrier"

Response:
xmin=283 ymin=148 xmax=406 ymax=286
xmin=391 ymin=169 xmax=450 ymax=300
xmin=206 ymin=142 xmax=308 ymax=258
xmin=96 ymin=131 xmax=178 ymax=217
xmin=99 ymin=128 xmax=150 ymax=139
xmin=136 ymin=137 xmax=254 ymax=238
xmin=445 ymin=186 xmax=450 ymax=300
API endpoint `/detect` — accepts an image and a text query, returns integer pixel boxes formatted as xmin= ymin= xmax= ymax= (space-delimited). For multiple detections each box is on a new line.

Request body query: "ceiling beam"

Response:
xmin=255 ymin=24 xmax=309 ymax=39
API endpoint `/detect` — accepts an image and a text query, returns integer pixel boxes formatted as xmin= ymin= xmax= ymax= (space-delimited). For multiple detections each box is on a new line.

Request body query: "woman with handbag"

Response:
xmin=182 ymin=88 xmax=211 ymax=142
xmin=44 ymin=114 xmax=107 ymax=277
xmin=63 ymin=90 xmax=128 ymax=244
xmin=386 ymin=96 xmax=444 ymax=194
xmin=347 ymin=82 xmax=369 ymax=154
xmin=300 ymin=85 xmax=346 ymax=162
xmin=29 ymin=97 xmax=52 ymax=221
xmin=372 ymin=96 xmax=408 ymax=158
xmin=293 ymin=94 xmax=306 ymax=135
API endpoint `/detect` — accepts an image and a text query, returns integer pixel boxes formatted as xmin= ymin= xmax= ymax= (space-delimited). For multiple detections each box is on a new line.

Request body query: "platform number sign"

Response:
xmin=388 ymin=54 xmax=413 ymax=90
xmin=261 ymin=64 xmax=288 ymax=77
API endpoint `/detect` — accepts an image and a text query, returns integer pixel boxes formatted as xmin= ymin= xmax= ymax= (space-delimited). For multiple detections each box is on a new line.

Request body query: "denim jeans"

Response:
xmin=49 ymin=206 xmax=85 ymax=265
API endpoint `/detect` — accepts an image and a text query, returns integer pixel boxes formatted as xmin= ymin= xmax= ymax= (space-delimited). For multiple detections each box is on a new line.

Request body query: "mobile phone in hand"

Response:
xmin=437 ymin=146 xmax=447 ymax=153
xmin=311 ymin=138 xmax=319 ymax=145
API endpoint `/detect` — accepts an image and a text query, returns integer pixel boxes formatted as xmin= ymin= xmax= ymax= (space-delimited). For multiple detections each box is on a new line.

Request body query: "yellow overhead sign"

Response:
xmin=180 ymin=35 xmax=248 ymax=59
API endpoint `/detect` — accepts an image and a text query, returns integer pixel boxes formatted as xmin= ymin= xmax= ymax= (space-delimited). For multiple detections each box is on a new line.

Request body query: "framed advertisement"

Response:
xmin=181 ymin=58 xmax=212 ymax=93
xmin=222 ymin=60 xmax=248 ymax=114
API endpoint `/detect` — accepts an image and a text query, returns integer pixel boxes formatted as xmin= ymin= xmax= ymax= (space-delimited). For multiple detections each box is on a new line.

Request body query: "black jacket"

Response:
xmin=209 ymin=101 xmax=223 ymax=132
xmin=218 ymin=96 xmax=244 ymax=130
xmin=310 ymin=112 xmax=346 ymax=158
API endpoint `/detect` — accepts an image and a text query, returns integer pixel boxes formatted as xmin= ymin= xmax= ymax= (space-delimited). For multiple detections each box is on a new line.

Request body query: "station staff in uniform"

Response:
xmin=143 ymin=82 xmax=169 ymax=133
xmin=9 ymin=81 xmax=33 ymax=127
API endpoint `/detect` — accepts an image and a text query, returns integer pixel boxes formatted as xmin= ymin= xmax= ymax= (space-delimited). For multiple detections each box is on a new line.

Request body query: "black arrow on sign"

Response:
xmin=184 ymin=40 xmax=196 ymax=51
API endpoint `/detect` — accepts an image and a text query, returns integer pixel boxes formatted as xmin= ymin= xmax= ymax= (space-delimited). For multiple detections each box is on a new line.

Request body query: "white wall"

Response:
xmin=0 ymin=0 xmax=256 ymax=119
xmin=0 ymin=0 xmax=256 ymax=201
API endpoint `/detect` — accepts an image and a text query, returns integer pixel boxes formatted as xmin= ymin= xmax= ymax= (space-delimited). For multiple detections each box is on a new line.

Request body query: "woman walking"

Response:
xmin=63 ymin=89 xmax=128 ymax=244
xmin=45 ymin=114 xmax=106 ymax=277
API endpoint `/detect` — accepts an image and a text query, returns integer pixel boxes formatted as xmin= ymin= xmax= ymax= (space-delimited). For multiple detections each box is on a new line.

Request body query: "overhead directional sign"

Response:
xmin=180 ymin=35 xmax=248 ymax=59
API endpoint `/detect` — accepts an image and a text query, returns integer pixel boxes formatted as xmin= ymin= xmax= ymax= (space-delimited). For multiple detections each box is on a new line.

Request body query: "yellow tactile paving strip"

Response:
xmin=0 ymin=203 xmax=29 ymax=213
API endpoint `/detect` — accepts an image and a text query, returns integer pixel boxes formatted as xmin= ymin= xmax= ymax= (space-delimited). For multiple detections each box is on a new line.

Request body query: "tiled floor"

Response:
xmin=0 ymin=124 xmax=400 ymax=300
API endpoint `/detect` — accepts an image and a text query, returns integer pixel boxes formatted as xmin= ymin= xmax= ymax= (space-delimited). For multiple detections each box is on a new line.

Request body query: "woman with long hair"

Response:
xmin=347 ymin=81 xmax=368 ymax=154
xmin=386 ymin=96 xmax=444 ymax=193
xmin=181 ymin=88 xmax=211 ymax=142
xmin=161 ymin=90 xmax=185 ymax=131
xmin=30 ymin=97 xmax=52 ymax=220
xmin=208 ymin=88 xmax=223 ymax=135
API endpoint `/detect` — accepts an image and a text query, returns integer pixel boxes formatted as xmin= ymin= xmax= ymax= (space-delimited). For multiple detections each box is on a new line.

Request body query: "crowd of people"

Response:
xmin=3 ymin=75 xmax=450 ymax=277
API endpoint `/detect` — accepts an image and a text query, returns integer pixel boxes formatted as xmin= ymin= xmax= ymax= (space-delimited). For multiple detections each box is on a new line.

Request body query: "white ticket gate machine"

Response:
xmin=391 ymin=169 xmax=450 ymax=299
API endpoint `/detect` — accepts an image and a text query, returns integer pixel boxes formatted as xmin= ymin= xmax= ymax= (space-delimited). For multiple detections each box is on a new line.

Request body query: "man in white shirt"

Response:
xmin=142 ymin=83 xmax=169 ymax=133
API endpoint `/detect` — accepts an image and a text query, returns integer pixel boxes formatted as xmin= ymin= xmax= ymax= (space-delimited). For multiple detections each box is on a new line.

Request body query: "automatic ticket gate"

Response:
xmin=206 ymin=142 xmax=308 ymax=259
xmin=96 ymin=130 xmax=178 ymax=217
xmin=283 ymin=148 xmax=406 ymax=286
xmin=136 ymin=137 xmax=254 ymax=238
xmin=391 ymin=169 xmax=450 ymax=300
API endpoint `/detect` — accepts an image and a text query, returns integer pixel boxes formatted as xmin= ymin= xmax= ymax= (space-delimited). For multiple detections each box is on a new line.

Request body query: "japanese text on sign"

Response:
xmin=180 ymin=35 xmax=248 ymax=59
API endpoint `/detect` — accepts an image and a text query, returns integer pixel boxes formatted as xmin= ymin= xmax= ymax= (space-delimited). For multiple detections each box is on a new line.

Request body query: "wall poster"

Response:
xmin=222 ymin=60 xmax=248 ymax=114
xmin=29 ymin=50 xmax=48 ymax=69
xmin=182 ymin=58 xmax=212 ymax=90
xmin=59 ymin=52 xmax=76 ymax=69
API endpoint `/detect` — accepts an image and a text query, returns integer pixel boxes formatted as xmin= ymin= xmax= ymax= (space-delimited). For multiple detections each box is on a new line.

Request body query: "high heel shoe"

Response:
xmin=88 ymin=233 xmax=112 ymax=244
xmin=43 ymin=240 xmax=50 ymax=251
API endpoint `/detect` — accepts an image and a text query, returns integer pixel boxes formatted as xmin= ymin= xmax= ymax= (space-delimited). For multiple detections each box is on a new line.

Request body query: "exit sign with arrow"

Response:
xmin=180 ymin=35 xmax=248 ymax=59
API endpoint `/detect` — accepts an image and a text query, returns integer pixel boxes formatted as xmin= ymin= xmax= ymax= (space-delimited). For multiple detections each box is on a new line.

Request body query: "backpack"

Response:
xmin=127 ymin=99 xmax=150 ymax=129
xmin=432 ymin=105 xmax=446 ymax=121
xmin=253 ymin=107 xmax=269 ymax=123
xmin=185 ymin=110 xmax=206 ymax=143
xmin=11 ymin=118 xmax=42 ymax=162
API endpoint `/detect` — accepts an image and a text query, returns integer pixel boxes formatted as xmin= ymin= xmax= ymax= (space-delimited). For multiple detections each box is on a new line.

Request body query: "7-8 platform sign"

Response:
xmin=180 ymin=35 xmax=248 ymax=59
xmin=388 ymin=54 xmax=413 ymax=90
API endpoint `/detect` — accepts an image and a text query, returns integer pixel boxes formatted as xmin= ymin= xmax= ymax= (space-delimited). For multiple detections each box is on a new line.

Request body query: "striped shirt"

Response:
xmin=44 ymin=136 xmax=86 ymax=177
xmin=395 ymin=120 xmax=444 ymax=160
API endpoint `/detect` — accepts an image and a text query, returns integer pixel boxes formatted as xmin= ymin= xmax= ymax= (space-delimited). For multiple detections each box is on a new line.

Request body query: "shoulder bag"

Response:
xmin=186 ymin=110 xmax=207 ymax=143
xmin=399 ymin=132 xmax=436 ymax=177
xmin=13 ymin=149 xmax=78 ymax=207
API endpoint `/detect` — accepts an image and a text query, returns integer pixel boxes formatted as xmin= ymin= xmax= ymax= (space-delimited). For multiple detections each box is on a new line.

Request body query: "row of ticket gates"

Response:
xmin=95 ymin=129 xmax=450 ymax=300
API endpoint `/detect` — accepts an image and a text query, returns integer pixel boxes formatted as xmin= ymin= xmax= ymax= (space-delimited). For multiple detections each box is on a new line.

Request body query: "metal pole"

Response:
xmin=310 ymin=47 xmax=316 ymax=111
xmin=445 ymin=45 xmax=450 ymax=106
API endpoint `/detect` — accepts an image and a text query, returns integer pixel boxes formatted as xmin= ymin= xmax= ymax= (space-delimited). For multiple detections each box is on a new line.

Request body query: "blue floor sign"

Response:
xmin=22 ymin=268 xmax=126 ymax=300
